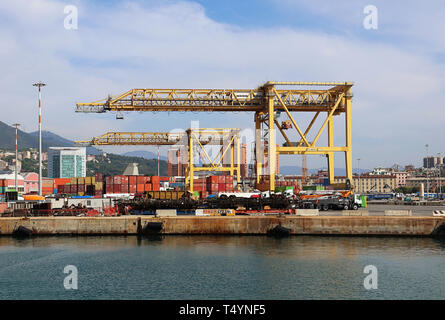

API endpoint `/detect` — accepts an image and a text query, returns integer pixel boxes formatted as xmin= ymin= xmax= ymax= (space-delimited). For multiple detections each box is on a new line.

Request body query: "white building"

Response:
xmin=48 ymin=147 xmax=86 ymax=178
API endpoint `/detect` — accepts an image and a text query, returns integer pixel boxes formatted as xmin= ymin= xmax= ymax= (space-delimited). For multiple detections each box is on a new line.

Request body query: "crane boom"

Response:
xmin=76 ymin=82 xmax=352 ymax=113
xmin=75 ymin=129 xmax=239 ymax=147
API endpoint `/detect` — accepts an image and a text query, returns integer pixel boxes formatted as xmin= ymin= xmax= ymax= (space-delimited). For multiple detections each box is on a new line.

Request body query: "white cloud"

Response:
xmin=0 ymin=0 xmax=443 ymax=168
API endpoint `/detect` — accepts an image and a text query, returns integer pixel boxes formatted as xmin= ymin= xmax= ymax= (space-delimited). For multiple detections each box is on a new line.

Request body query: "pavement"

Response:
xmin=318 ymin=204 xmax=445 ymax=216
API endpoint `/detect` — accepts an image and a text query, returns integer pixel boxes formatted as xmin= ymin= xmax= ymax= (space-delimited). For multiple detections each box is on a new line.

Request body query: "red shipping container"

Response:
xmin=207 ymin=176 xmax=218 ymax=184
xmin=129 ymin=185 xmax=137 ymax=194
xmin=208 ymin=183 xmax=218 ymax=192
xmin=144 ymin=176 xmax=151 ymax=183
xmin=105 ymin=176 xmax=113 ymax=185
xmin=95 ymin=173 xmax=104 ymax=182
xmin=226 ymin=184 xmax=234 ymax=191
xmin=145 ymin=184 xmax=152 ymax=192
xmin=136 ymin=176 xmax=145 ymax=184
xmin=152 ymin=184 xmax=160 ymax=191
xmin=218 ymin=183 xmax=226 ymax=191
xmin=136 ymin=184 xmax=144 ymax=192
xmin=113 ymin=176 xmax=122 ymax=184
xmin=225 ymin=176 xmax=234 ymax=183
xmin=151 ymin=176 xmax=160 ymax=184
xmin=122 ymin=176 xmax=129 ymax=184
xmin=120 ymin=185 xmax=129 ymax=193
xmin=217 ymin=176 xmax=225 ymax=184
xmin=129 ymin=176 xmax=137 ymax=185
xmin=113 ymin=185 xmax=120 ymax=193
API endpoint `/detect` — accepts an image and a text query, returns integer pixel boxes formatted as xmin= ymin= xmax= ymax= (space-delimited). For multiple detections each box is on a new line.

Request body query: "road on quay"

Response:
xmin=318 ymin=203 xmax=445 ymax=216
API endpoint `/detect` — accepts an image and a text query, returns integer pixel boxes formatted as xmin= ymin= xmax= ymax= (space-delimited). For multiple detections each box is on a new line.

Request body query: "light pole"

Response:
xmin=13 ymin=123 xmax=20 ymax=193
xmin=33 ymin=82 xmax=46 ymax=196
xmin=425 ymin=144 xmax=429 ymax=196
xmin=438 ymin=152 xmax=442 ymax=197
xmin=157 ymin=146 xmax=160 ymax=177
xmin=357 ymin=158 xmax=361 ymax=193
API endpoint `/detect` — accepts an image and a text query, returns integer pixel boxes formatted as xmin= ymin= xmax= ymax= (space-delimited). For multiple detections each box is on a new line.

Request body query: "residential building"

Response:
xmin=345 ymin=174 xmax=396 ymax=193
xmin=423 ymin=156 xmax=443 ymax=168
xmin=23 ymin=172 xmax=39 ymax=194
xmin=369 ymin=167 xmax=391 ymax=176
xmin=394 ymin=171 xmax=411 ymax=188
xmin=48 ymin=147 xmax=86 ymax=178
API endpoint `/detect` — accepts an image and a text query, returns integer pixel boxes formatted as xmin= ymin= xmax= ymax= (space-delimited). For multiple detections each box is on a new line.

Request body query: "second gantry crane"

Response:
xmin=75 ymin=129 xmax=242 ymax=192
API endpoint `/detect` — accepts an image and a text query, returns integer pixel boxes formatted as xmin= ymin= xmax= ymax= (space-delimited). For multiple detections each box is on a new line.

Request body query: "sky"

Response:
xmin=0 ymin=0 xmax=444 ymax=170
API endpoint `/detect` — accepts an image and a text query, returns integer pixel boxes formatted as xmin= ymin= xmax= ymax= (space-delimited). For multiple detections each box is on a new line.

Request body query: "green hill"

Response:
xmin=0 ymin=121 xmax=101 ymax=154
xmin=86 ymin=153 xmax=167 ymax=176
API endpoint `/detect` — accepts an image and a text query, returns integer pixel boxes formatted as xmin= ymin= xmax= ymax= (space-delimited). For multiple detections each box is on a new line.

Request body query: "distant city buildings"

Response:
xmin=423 ymin=156 xmax=443 ymax=168
xmin=48 ymin=147 xmax=86 ymax=178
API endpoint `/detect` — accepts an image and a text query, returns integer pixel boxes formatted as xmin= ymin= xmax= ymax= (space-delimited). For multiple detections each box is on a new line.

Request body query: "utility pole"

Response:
xmin=13 ymin=123 xmax=20 ymax=193
xmin=157 ymin=146 xmax=160 ymax=177
xmin=425 ymin=144 xmax=429 ymax=197
xmin=33 ymin=82 xmax=46 ymax=196
xmin=438 ymin=152 xmax=442 ymax=197
xmin=357 ymin=158 xmax=361 ymax=193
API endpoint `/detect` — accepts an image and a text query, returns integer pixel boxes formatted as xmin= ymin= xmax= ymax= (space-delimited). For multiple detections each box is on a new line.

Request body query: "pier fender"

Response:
xmin=13 ymin=226 xmax=33 ymax=238
xmin=267 ymin=225 xmax=291 ymax=238
xmin=142 ymin=221 xmax=164 ymax=235
xmin=431 ymin=222 xmax=445 ymax=238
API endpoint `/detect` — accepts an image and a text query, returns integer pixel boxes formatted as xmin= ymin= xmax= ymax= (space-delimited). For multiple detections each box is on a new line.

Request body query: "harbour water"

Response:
xmin=0 ymin=236 xmax=444 ymax=300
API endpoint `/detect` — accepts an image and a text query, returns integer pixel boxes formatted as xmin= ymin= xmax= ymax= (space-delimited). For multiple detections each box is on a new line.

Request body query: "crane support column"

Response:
xmin=236 ymin=136 xmax=241 ymax=185
xmin=328 ymin=116 xmax=335 ymax=184
xmin=344 ymin=89 xmax=353 ymax=182
xmin=267 ymin=90 xmax=276 ymax=192
xmin=189 ymin=135 xmax=194 ymax=192
xmin=255 ymin=112 xmax=262 ymax=185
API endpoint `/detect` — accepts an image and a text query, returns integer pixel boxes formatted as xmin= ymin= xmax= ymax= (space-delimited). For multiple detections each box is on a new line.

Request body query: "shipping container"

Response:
xmin=95 ymin=173 xmax=104 ymax=182
xmin=113 ymin=176 xmax=122 ymax=184
xmin=105 ymin=176 xmax=113 ymax=185
xmin=145 ymin=190 xmax=186 ymax=200
xmin=129 ymin=176 xmax=137 ymax=185
xmin=120 ymin=184 xmax=129 ymax=193
xmin=206 ymin=176 xmax=218 ymax=184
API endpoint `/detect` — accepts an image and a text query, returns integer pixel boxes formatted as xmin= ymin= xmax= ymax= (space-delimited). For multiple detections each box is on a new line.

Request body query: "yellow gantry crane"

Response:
xmin=76 ymin=81 xmax=353 ymax=191
xmin=75 ymin=129 xmax=241 ymax=192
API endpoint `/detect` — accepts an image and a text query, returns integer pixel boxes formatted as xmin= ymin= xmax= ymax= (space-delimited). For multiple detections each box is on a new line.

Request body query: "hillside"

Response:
xmin=29 ymin=130 xmax=102 ymax=155
xmin=122 ymin=150 xmax=167 ymax=160
xmin=86 ymin=153 xmax=167 ymax=176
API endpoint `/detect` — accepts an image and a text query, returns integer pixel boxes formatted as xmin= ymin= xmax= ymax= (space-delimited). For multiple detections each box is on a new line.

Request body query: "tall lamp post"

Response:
xmin=438 ymin=152 xmax=442 ymax=197
xmin=13 ymin=123 xmax=20 ymax=193
xmin=425 ymin=144 xmax=429 ymax=196
xmin=33 ymin=82 xmax=46 ymax=196
xmin=357 ymin=158 xmax=361 ymax=193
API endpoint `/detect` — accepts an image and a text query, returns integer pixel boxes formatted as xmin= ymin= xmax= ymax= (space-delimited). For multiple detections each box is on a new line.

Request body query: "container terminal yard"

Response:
xmin=1 ymin=81 xmax=444 ymax=237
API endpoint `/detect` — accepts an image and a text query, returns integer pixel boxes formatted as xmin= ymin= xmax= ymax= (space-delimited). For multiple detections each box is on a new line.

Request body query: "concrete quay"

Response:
xmin=0 ymin=215 xmax=444 ymax=237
